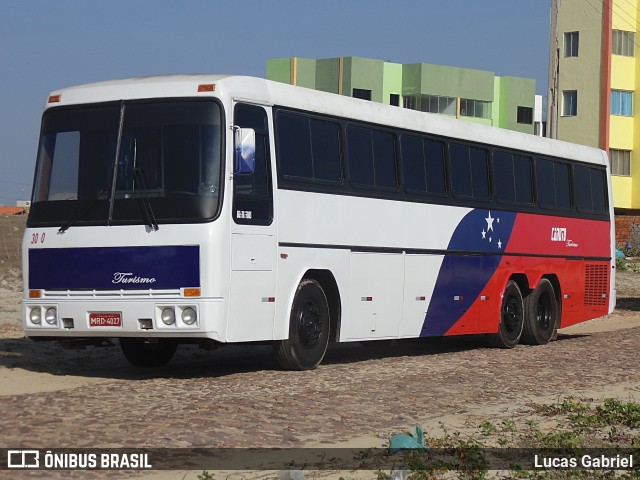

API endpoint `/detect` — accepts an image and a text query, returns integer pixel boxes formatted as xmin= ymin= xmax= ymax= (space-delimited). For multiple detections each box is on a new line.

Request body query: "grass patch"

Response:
xmin=377 ymin=398 xmax=640 ymax=479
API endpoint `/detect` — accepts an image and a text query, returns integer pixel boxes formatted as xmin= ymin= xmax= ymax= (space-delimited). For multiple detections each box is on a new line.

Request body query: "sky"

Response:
xmin=0 ymin=0 xmax=554 ymax=205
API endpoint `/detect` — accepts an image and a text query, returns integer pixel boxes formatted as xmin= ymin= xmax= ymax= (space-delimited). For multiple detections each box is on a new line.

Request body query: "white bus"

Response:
xmin=23 ymin=75 xmax=615 ymax=370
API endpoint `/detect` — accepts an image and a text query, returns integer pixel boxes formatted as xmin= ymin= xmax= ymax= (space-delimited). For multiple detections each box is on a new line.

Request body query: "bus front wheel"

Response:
xmin=275 ymin=279 xmax=330 ymax=370
xmin=490 ymin=280 xmax=524 ymax=349
xmin=521 ymin=279 xmax=558 ymax=345
xmin=119 ymin=338 xmax=178 ymax=367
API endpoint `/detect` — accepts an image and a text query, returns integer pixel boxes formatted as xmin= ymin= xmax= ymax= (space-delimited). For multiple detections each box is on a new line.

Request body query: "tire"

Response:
xmin=490 ymin=280 xmax=524 ymax=349
xmin=119 ymin=338 xmax=178 ymax=367
xmin=522 ymin=279 xmax=558 ymax=345
xmin=275 ymin=279 xmax=331 ymax=370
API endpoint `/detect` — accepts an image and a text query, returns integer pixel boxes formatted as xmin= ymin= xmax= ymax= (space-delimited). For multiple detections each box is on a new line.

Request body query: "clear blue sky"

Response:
xmin=0 ymin=0 xmax=553 ymax=205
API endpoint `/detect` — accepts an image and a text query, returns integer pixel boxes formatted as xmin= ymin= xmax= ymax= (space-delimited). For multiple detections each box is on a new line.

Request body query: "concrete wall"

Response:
xmin=496 ymin=76 xmax=537 ymax=134
xmin=556 ymin=0 xmax=603 ymax=147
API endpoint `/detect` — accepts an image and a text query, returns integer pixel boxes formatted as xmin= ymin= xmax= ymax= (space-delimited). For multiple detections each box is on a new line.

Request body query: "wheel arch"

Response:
xmin=541 ymin=273 xmax=562 ymax=323
xmin=508 ymin=273 xmax=531 ymax=297
xmin=302 ymin=269 xmax=342 ymax=341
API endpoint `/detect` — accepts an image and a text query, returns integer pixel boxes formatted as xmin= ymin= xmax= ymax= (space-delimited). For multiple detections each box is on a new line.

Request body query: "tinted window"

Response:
xmin=514 ymin=155 xmax=533 ymax=204
xmin=277 ymin=113 xmax=313 ymax=178
xmin=536 ymin=158 xmax=571 ymax=210
xmin=234 ymin=105 xmax=270 ymax=198
xmin=555 ymin=162 xmax=571 ymax=209
xmin=31 ymin=100 xmax=224 ymax=226
xmin=573 ymin=165 xmax=592 ymax=211
xmin=373 ymin=130 xmax=397 ymax=188
xmin=401 ymin=134 xmax=446 ymax=194
xmin=347 ymin=125 xmax=397 ymax=189
xmin=493 ymin=150 xmax=532 ymax=204
xmin=276 ymin=112 xmax=342 ymax=183
xmin=451 ymin=144 xmax=472 ymax=196
xmin=233 ymin=104 xmax=272 ymax=224
xmin=347 ymin=125 xmax=374 ymax=186
xmin=493 ymin=150 xmax=515 ymax=202
xmin=536 ymin=158 xmax=555 ymax=207
xmin=310 ymin=119 xmax=341 ymax=182
xmin=574 ymin=165 xmax=608 ymax=213
xmin=591 ymin=169 xmax=607 ymax=212
xmin=451 ymin=143 xmax=489 ymax=200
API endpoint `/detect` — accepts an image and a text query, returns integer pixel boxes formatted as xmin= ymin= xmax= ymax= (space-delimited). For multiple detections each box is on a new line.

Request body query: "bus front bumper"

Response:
xmin=22 ymin=297 xmax=225 ymax=341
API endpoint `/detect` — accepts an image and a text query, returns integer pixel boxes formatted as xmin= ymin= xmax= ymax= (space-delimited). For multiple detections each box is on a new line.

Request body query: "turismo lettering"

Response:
xmin=112 ymin=272 xmax=156 ymax=285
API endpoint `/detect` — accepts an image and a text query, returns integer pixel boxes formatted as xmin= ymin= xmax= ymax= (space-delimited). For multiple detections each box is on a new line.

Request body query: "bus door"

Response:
xmin=227 ymin=103 xmax=277 ymax=342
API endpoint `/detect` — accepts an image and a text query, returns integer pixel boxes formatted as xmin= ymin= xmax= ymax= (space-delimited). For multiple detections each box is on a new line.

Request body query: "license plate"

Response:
xmin=89 ymin=312 xmax=122 ymax=327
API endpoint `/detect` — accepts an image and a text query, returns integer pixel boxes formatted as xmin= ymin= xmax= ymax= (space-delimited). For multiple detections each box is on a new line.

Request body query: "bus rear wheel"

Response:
xmin=275 ymin=279 xmax=330 ymax=370
xmin=119 ymin=338 xmax=178 ymax=367
xmin=490 ymin=280 xmax=524 ymax=349
xmin=522 ymin=279 xmax=558 ymax=345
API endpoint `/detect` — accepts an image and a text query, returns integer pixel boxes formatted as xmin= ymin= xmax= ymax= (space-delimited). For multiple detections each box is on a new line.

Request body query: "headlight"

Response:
xmin=161 ymin=307 xmax=176 ymax=325
xmin=30 ymin=307 xmax=42 ymax=325
xmin=45 ymin=307 xmax=58 ymax=325
xmin=181 ymin=307 xmax=197 ymax=325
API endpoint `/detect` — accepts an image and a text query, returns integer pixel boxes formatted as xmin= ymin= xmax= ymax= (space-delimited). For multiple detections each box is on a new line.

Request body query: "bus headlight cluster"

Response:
xmin=28 ymin=306 xmax=58 ymax=327
xmin=156 ymin=305 xmax=198 ymax=328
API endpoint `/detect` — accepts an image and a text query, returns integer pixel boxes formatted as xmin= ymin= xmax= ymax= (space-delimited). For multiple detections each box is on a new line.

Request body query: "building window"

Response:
xmin=610 ymin=149 xmax=631 ymax=176
xmin=420 ymin=95 xmax=457 ymax=115
xmin=460 ymin=99 xmax=491 ymax=119
xmin=611 ymin=90 xmax=633 ymax=116
xmin=564 ymin=31 xmax=579 ymax=57
xmin=403 ymin=96 xmax=416 ymax=110
xmin=517 ymin=106 xmax=533 ymax=124
xmin=613 ymin=30 xmax=635 ymax=57
xmin=352 ymin=88 xmax=372 ymax=101
xmin=390 ymin=94 xmax=400 ymax=106
xmin=562 ymin=91 xmax=577 ymax=116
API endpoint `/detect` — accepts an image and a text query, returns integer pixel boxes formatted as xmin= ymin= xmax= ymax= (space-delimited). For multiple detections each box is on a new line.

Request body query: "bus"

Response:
xmin=22 ymin=75 xmax=615 ymax=370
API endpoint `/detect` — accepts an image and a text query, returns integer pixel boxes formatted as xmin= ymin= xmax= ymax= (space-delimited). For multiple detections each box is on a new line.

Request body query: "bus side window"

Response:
xmin=401 ymin=134 xmax=446 ymax=195
xmin=536 ymin=158 xmax=572 ymax=211
xmin=574 ymin=165 xmax=608 ymax=214
xmin=450 ymin=143 xmax=489 ymax=200
xmin=493 ymin=150 xmax=532 ymax=205
xmin=346 ymin=124 xmax=397 ymax=190
xmin=276 ymin=111 xmax=342 ymax=184
xmin=233 ymin=104 xmax=273 ymax=225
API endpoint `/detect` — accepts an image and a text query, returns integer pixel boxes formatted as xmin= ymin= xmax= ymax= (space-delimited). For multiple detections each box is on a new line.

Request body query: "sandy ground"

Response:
xmin=2 ymin=260 xmax=640 ymax=479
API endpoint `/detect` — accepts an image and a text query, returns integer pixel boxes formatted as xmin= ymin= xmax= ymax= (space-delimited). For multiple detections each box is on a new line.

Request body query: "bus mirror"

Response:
xmin=234 ymin=127 xmax=256 ymax=175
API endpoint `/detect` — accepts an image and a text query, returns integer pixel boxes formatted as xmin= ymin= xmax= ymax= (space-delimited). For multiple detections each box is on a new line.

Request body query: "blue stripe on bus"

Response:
xmin=421 ymin=209 xmax=516 ymax=336
xmin=29 ymin=245 xmax=200 ymax=290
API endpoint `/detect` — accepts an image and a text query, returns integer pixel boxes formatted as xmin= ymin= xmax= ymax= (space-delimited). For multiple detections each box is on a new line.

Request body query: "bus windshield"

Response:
xmin=29 ymin=99 xmax=223 ymax=227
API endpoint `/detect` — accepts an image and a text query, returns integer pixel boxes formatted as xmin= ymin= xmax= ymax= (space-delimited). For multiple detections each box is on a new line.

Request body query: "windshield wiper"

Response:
xmin=133 ymin=166 xmax=159 ymax=231
xmin=58 ymin=187 xmax=108 ymax=233
xmin=130 ymin=137 xmax=159 ymax=231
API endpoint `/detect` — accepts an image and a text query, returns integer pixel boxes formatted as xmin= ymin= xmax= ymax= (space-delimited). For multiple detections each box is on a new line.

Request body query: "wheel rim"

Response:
xmin=297 ymin=299 xmax=323 ymax=347
xmin=536 ymin=292 xmax=553 ymax=331
xmin=502 ymin=293 xmax=522 ymax=338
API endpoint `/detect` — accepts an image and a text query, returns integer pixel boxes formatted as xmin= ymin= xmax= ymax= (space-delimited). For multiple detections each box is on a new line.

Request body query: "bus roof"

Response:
xmin=47 ymin=74 xmax=607 ymax=167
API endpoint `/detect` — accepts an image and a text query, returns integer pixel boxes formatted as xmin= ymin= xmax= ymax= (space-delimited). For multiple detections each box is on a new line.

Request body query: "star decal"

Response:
xmin=497 ymin=239 xmax=502 ymax=249
xmin=486 ymin=212 xmax=494 ymax=232
xmin=481 ymin=229 xmax=486 ymax=239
